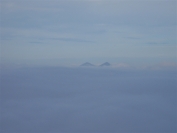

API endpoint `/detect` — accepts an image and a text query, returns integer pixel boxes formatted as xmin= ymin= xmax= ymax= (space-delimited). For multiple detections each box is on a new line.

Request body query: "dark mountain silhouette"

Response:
xmin=80 ymin=62 xmax=95 ymax=66
xmin=100 ymin=62 xmax=111 ymax=67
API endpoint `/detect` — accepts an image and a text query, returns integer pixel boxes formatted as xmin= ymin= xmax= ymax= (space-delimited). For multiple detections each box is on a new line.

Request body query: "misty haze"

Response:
xmin=1 ymin=0 xmax=177 ymax=132
xmin=1 ymin=67 xmax=176 ymax=133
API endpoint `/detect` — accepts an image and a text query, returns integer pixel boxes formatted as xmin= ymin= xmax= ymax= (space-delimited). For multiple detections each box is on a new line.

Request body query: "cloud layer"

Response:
xmin=1 ymin=67 xmax=176 ymax=132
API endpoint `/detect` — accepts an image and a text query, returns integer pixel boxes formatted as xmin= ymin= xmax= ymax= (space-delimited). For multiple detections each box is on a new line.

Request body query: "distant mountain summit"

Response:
xmin=80 ymin=62 xmax=95 ymax=66
xmin=100 ymin=62 xmax=111 ymax=67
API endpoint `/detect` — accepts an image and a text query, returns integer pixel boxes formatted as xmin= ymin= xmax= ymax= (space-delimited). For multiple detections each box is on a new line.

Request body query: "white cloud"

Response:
xmin=112 ymin=63 xmax=131 ymax=68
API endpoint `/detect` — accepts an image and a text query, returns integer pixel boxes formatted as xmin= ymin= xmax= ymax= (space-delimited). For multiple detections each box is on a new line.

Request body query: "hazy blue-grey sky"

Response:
xmin=0 ymin=0 xmax=176 ymax=66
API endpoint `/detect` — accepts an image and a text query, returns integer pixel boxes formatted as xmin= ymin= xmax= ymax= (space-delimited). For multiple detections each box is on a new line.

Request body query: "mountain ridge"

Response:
xmin=80 ymin=62 xmax=95 ymax=67
xmin=100 ymin=62 xmax=111 ymax=67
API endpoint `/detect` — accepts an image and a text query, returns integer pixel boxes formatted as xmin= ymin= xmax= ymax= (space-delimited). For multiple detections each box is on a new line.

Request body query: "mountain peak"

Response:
xmin=100 ymin=62 xmax=111 ymax=67
xmin=80 ymin=62 xmax=95 ymax=66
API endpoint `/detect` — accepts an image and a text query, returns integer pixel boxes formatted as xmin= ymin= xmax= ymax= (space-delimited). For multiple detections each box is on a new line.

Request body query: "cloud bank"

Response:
xmin=1 ymin=67 xmax=176 ymax=133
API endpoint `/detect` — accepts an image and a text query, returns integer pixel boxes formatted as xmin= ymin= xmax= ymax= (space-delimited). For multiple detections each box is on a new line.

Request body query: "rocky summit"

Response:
xmin=80 ymin=62 xmax=95 ymax=66
xmin=100 ymin=62 xmax=111 ymax=67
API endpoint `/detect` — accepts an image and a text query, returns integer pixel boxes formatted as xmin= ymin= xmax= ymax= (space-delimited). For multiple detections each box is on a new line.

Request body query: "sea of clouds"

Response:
xmin=1 ymin=67 xmax=176 ymax=133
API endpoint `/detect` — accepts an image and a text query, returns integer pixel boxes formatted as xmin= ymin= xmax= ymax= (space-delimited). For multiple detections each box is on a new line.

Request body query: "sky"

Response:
xmin=0 ymin=0 xmax=177 ymax=67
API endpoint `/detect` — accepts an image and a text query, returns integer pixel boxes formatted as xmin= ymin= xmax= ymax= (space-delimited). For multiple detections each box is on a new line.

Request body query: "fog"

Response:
xmin=1 ymin=67 xmax=176 ymax=133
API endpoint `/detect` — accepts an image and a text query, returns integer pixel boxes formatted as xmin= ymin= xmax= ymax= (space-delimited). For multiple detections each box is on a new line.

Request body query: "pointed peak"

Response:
xmin=100 ymin=62 xmax=111 ymax=67
xmin=80 ymin=62 xmax=95 ymax=66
